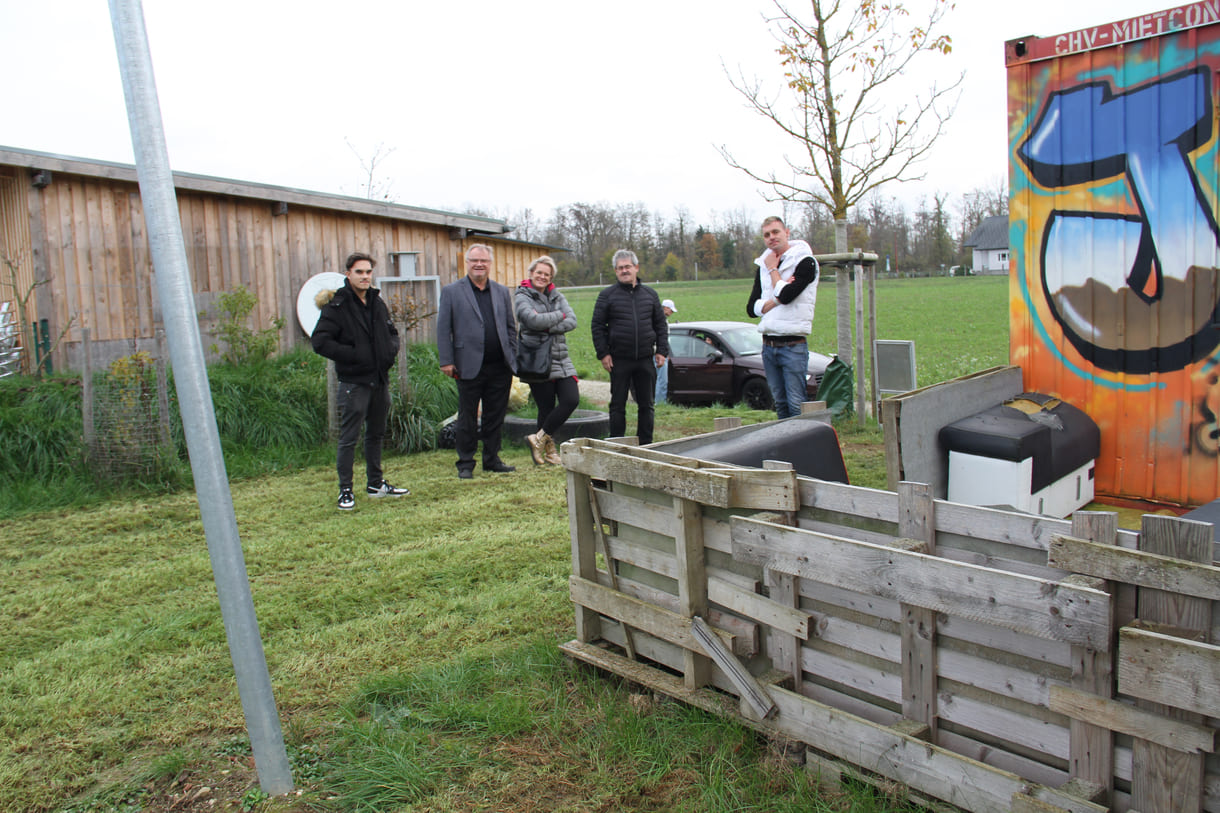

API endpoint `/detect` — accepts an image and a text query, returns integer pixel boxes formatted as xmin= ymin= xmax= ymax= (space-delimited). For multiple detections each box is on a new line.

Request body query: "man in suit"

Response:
xmin=438 ymin=244 xmax=518 ymax=479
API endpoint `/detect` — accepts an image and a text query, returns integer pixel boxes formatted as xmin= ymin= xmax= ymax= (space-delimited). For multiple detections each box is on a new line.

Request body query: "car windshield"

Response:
xmin=716 ymin=326 xmax=763 ymax=356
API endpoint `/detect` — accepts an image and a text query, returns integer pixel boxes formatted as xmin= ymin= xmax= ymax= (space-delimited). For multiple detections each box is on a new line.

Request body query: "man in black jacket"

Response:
xmin=591 ymin=249 xmax=669 ymax=445
xmin=311 ymin=252 xmax=410 ymax=510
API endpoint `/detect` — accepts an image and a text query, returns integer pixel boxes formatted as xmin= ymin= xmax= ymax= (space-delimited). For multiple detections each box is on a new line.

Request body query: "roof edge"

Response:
xmin=0 ymin=145 xmax=510 ymax=235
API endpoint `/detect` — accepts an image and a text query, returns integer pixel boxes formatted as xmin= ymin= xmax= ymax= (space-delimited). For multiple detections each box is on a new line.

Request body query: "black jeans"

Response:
xmin=455 ymin=361 xmax=513 ymax=471
xmin=608 ymin=355 xmax=657 ymax=445
xmin=336 ymin=381 xmax=390 ymax=490
xmin=529 ymin=376 xmax=580 ymax=436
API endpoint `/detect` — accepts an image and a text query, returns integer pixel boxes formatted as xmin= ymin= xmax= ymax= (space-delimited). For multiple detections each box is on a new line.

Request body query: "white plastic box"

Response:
xmin=947 ymin=450 xmax=1095 ymax=518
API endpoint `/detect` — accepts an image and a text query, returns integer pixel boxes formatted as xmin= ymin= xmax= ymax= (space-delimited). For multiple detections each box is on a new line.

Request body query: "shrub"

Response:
xmin=205 ymin=286 xmax=287 ymax=366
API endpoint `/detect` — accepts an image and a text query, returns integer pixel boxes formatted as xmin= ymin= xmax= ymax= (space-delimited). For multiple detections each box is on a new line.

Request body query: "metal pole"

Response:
xmin=107 ymin=0 xmax=292 ymax=795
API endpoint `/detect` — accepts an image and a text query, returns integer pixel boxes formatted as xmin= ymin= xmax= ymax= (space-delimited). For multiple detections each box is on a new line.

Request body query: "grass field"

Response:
xmin=560 ymin=276 xmax=1010 ymax=389
xmin=0 ymin=276 xmax=1010 ymax=812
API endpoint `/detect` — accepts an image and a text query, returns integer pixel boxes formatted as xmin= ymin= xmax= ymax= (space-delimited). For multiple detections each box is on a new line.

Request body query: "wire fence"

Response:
xmin=81 ymin=328 xmax=175 ymax=482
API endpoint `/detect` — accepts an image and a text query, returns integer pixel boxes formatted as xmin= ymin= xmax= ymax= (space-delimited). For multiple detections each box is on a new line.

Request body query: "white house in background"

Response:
xmin=962 ymin=215 xmax=1009 ymax=275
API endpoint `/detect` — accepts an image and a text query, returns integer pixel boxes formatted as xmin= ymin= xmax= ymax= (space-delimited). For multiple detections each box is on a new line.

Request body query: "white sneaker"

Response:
xmin=367 ymin=480 xmax=410 ymax=498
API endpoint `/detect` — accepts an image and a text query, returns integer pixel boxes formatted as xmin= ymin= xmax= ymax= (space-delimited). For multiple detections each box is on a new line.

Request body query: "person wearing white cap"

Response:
xmin=654 ymin=299 xmax=678 ymax=403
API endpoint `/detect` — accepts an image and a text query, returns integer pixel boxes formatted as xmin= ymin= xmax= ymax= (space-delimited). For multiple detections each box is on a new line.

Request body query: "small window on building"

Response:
xmin=389 ymin=252 xmax=420 ymax=277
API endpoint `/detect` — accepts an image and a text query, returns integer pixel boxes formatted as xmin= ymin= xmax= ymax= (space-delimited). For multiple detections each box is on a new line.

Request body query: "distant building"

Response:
xmin=0 ymin=146 xmax=563 ymax=370
xmin=962 ymin=215 xmax=1009 ymax=275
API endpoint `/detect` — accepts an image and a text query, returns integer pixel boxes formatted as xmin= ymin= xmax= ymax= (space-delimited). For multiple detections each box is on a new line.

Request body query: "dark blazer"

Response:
xmin=310 ymin=281 xmax=399 ymax=384
xmin=437 ymin=276 xmax=517 ymax=379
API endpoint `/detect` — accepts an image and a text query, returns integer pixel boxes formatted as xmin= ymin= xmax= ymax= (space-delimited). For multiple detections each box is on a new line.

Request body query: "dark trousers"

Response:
xmin=455 ymin=361 xmax=513 ymax=472
xmin=529 ymin=376 xmax=580 ymax=437
xmin=609 ymin=355 xmax=657 ymax=445
xmin=336 ymin=381 xmax=390 ymax=490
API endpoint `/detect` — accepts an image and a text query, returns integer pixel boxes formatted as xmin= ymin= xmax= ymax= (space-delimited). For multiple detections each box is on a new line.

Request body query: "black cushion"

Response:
xmin=939 ymin=393 xmax=1100 ymax=493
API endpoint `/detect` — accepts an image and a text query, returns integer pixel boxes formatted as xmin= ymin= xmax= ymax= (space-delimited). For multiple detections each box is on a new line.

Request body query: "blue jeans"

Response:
xmin=654 ymin=361 xmax=668 ymax=403
xmin=762 ymin=341 xmax=809 ymax=419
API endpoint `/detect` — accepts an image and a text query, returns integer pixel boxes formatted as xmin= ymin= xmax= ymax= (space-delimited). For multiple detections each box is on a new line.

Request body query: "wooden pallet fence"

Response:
xmin=560 ymin=438 xmax=1220 ymax=813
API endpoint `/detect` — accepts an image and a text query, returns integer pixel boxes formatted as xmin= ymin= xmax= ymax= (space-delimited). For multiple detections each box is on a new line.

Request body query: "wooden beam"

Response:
xmin=1118 ymin=625 xmax=1220 ymax=719
xmin=731 ymin=515 xmax=1112 ymax=648
xmin=568 ymin=575 xmax=736 ymax=654
xmin=588 ymin=481 xmax=636 ymax=660
xmin=1130 ymin=514 xmax=1212 ymax=813
xmin=567 ymin=471 xmax=600 ymax=643
xmin=1049 ymin=685 xmax=1214 ymax=754
xmin=755 ymin=685 xmax=1107 ymax=813
xmin=1049 ymin=534 xmax=1220 ymax=601
xmin=1065 ymin=512 xmax=1117 ymax=802
xmin=897 ymin=481 xmax=938 ymax=738
xmin=562 ymin=438 xmax=797 ymax=510
xmin=675 ymin=496 xmax=711 ymax=689
xmin=691 ymin=616 xmax=775 ymax=719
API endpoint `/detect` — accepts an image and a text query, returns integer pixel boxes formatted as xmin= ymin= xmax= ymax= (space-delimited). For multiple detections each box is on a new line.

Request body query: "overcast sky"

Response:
xmin=1 ymin=0 xmax=1166 ymax=226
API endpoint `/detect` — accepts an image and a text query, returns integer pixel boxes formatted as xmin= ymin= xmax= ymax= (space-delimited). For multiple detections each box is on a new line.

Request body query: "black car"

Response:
xmin=665 ymin=321 xmax=832 ymax=410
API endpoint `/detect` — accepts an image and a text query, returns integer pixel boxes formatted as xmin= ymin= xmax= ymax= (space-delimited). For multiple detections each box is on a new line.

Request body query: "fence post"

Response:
xmin=867 ymin=260 xmax=878 ymax=419
xmin=39 ymin=319 xmax=51 ymax=373
xmin=853 ymin=263 xmax=866 ymax=425
xmin=568 ymin=470 xmax=601 ymax=643
xmin=396 ymin=322 xmax=410 ymax=403
xmin=326 ymin=360 xmax=338 ymax=441
xmin=1130 ymin=514 xmax=1212 ymax=812
xmin=674 ymin=495 xmax=711 ymax=690
xmin=897 ymin=481 xmax=937 ymax=740
xmin=155 ymin=328 xmax=171 ymax=449
xmin=762 ymin=460 xmax=802 ymax=689
xmin=1063 ymin=511 xmax=1118 ymax=805
xmin=81 ymin=327 xmax=94 ymax=452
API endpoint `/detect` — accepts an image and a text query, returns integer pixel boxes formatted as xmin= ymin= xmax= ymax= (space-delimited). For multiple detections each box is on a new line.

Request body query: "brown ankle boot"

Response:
xmin=543 ymin=435 xmax=562 ymax=465
xmin=526 ymin=431 xmax=549 ymax=466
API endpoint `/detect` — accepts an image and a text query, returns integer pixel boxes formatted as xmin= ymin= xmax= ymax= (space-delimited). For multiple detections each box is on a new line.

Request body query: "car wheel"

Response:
xmin=741 ymin=378 xmax=773 ymax=410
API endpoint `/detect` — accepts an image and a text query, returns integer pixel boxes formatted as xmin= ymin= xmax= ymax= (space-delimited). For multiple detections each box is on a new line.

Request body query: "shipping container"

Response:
xmin=1007 ymin=1 xmax=1220 ymax=507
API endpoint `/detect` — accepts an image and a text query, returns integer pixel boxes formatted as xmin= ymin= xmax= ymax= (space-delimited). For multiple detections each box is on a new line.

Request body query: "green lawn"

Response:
xmin=1 ymin=276 xmax=1009 ymax=812
xmin=561 ymin=276 xmax=1010 ymax=388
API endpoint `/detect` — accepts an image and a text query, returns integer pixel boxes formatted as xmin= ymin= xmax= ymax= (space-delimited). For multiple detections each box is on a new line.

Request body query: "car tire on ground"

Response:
xmin=741 ymin=377 xmax=773 ymax=410
xmin=503 ymin=409 xmax=611 ymax=447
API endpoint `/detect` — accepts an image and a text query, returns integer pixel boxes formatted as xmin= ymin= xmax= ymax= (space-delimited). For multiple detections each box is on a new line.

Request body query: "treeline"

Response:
xmin=474 ymin=180 xmax=1008 ymax=286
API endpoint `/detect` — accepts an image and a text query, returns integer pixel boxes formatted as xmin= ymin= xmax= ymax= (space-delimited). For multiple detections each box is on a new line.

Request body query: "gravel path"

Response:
xmin=578 ymin=378 xmax=611 ymax=405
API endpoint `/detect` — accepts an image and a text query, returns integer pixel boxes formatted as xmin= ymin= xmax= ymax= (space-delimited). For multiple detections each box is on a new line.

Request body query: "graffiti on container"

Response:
xmin=1018 ymin=68 xmax=1220 ymax=376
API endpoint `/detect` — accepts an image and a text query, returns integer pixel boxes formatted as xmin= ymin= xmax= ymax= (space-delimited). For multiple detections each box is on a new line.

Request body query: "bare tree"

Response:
xmin=344 ymin=138 xmax=397 ymax=201
xmin=720 ymin=0 xmax=961 ymax=356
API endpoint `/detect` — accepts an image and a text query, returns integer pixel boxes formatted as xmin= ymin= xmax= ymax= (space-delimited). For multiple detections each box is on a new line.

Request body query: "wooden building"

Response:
xmin=0 ymin=146 xmax=561 ymax=370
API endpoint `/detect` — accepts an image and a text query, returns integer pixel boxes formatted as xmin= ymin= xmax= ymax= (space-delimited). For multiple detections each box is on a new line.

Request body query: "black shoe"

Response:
xmin=458 ymin=469 xmax=474 ymax=480
xmin=367 ymin=480 xmax=410 ymax=498
xmin=337 ymin=488 xmax=355 ymax=511
xmin=484 ymin=460 xmax=516 ymax=473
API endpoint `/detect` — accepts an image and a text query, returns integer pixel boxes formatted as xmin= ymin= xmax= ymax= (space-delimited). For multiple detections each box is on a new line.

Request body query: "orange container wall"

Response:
xmin=1007 ymin=3 xmax=1220 ymax=508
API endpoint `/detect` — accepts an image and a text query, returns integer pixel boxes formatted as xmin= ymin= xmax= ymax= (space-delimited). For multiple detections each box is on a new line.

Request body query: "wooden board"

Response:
xmin=882 ymin=366 xmax=1023 ymax=496
xmin=1118 ymin=625 xmax=1220 ymax=720
xmin=732 ymin=515 xmax=1112 ymax=648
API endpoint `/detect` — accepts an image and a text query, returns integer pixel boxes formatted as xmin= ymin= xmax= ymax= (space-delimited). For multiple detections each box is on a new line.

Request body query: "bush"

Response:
xmin=205 ymin=286 xmax=286 ymax=366
xmin=0 ymin=343 xmax=456 ymax=518
xmin=386 ymin=344 xmax=458 ymax=454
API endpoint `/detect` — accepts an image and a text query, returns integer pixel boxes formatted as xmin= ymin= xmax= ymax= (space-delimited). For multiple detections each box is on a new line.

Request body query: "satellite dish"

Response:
xmin=296 ymin=272 xmax=347 ymax=335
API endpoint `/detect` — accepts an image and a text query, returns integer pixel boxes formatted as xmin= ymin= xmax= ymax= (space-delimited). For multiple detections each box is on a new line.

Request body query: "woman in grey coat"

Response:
xmin=514 ymin=255 xmax=578 ymax=465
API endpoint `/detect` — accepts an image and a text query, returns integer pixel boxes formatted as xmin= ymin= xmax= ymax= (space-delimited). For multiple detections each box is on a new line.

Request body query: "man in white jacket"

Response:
xmin=745 ymin=216 xmax=819 ymax=418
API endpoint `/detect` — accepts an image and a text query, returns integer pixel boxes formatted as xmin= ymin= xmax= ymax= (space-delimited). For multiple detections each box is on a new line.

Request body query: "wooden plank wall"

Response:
xmin=0 ymin=167 xmax=37 ymax=325
xmin=562 ymin=438 xmax=1220 ymax=813
xmin=19 ymin=170 xmax=543 ymax=368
